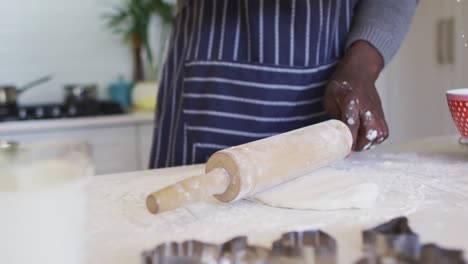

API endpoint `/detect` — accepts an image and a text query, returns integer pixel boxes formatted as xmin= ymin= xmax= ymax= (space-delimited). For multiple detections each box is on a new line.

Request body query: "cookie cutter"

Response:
xmin=270 ymin=230 xmax=336 ymax=264
xmin=143 ymin=217 xmax=465 ymax=264
xmin=142 ymin=236 xmax=269 ymax=264
xmin=420 ymin=244 xmax=465 ymax=264
xmin=358 ymin=217 xmax=466 ymax=264
xmin=142 ymin=230 xmax=337 ymax=264
xmin=362 ymin=217 xmax=420 ymax=262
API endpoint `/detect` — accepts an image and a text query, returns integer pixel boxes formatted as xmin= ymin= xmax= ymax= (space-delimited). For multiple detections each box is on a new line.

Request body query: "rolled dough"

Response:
xmin=251 ymin=168 xmax=379 ymax=210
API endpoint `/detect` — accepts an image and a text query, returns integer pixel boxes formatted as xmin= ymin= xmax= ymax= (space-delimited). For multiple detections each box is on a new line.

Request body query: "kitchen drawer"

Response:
xmin=1 ymin=126 xmax=139 ymax=175
xmin=136 ymin=123 xmax=154 ymax=170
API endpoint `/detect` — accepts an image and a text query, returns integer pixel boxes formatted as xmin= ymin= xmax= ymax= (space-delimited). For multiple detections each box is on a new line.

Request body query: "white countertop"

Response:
xmin=86 ymin=135 xmax=468 ymax=264
xmin=0 ymin=111 xmax=154 ymax=135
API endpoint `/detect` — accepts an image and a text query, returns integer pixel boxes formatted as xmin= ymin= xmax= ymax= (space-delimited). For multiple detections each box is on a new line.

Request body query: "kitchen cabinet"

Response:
xmin=136 ymin=123 xmax=155 ymax=170
xmin=0 ymin=113 xmax=155 ymax=175
xmin=377 ymin=0 xmax=460 ymax=144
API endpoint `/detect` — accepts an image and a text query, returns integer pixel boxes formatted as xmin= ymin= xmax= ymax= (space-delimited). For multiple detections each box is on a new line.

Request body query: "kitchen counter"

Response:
xmin=87 ymin=135 xmax=468 ymax=263
xmin=0 ymin=111 xmax=154 ymax=134
xmin=0 ymin=111 xmax=155 ymax=174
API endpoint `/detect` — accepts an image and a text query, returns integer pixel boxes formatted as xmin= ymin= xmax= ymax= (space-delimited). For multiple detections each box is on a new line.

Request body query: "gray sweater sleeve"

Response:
xmin=346 ymin=0 xmax=419 ymax=65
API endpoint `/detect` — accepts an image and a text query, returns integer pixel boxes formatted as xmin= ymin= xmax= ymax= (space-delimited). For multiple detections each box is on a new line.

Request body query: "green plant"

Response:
xmin=105 ymin=0 xmax=174 ymax=81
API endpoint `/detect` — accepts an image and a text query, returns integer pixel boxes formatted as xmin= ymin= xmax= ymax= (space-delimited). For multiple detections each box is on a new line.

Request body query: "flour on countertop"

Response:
xmin=86 ymin=149 xmax=468 ymax=264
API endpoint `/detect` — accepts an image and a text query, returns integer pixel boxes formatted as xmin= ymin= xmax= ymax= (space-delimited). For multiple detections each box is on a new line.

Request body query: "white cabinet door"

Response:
xmin=136 ymin=123 xmax=155 ymax=170
xmin=2 ymin=126 xmax=139 ymax=175
xmin=378 ymin=0 xmax=457 ymax=144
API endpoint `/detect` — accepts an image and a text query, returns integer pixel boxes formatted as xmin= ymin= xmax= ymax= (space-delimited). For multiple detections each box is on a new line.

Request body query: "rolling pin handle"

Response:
xmin=146 ymin=168 xmax=230 ymax=214
xmin=146 ymin=195 xmax=160 ymax=215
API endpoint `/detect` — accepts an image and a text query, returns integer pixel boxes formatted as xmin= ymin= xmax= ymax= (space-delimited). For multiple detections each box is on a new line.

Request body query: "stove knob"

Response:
xmin=52 ymin=107 xmax=61 ymax=117
xmin=68 ymin=106 xmax=77 ymax=116
xmin=35 ymin=108 xmax=44 ymax=118
xmin=18 ymin=109 xmax=27 ymax=119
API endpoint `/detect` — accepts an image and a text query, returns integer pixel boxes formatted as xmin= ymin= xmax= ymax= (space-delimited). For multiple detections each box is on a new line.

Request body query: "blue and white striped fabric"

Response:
xmin=150 ymin=0 xmax=357 ymax=168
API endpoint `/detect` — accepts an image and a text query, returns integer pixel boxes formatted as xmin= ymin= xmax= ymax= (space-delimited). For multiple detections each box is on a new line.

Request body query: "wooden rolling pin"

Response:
xmin=146 ymin=120 xmax=352 ymax=214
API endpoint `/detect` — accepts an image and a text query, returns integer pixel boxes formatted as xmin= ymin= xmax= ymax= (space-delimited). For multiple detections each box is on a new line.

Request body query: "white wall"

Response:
xmin=0 ymin=0 xmax=133 ymax=104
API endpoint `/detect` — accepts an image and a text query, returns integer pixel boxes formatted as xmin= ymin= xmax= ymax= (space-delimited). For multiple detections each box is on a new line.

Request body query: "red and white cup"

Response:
xmin=447 ymin=88 xmax=468 ymax=144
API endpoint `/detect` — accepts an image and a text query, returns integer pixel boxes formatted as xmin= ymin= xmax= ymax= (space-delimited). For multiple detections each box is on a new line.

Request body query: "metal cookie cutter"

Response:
xmin=269 ymin=230 xmax=337 ymax=264
xmin=358 ymin=217 xmax=466 ymax=264
xmin=142 ymin=236 xmax=270 ymax=264
xmin=420 ymin=244 xmax=465 ymax=264
xmin=362 ymin=217 xmax=420 ymax=262
xmin=142 ymin=230 xmax=337 ymax=264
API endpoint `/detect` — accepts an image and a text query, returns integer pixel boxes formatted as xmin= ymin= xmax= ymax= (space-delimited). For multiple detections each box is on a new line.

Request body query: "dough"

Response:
xmin=251 ymin=168 xmax=379 ymax=210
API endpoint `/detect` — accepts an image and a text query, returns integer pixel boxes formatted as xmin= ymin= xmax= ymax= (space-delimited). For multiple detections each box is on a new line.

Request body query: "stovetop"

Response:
xmin=0 ymin=101 xmax=124 ymax=122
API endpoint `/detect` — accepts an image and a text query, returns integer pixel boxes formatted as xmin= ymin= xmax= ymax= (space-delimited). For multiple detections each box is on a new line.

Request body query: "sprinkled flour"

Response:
xmin=85 ymin=141 xmax=468 ymax=264
xmin=366 ymin=129 xmax=378 ymax=141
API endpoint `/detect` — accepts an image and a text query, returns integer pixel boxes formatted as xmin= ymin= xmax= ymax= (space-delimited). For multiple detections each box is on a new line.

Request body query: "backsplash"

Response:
xmin=0 ymin=0 xmax=133 ymax=105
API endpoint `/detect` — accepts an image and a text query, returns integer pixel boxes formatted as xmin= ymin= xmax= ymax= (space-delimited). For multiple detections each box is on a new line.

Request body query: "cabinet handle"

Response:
xmin=436 ymin=19 xmax=446 ymax=65
xmin=446 ymin=17 xmax=455 ymax=65
xmin=437 ymin=17 xmax=456 ymax=65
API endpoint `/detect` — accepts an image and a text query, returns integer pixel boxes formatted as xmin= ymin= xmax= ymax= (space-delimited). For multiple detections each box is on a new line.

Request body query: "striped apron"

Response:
xmin=150 ymin=0 xmax=357 ymax=168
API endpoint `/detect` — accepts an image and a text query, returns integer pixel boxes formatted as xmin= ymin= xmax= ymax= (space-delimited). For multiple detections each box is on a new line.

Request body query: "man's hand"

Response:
xmin=323 ymin=41 xmax=389 ymax=151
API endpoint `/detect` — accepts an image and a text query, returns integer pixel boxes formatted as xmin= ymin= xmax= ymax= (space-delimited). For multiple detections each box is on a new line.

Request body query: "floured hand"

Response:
xmin=323 ymin=41 xmax=389 ymax=151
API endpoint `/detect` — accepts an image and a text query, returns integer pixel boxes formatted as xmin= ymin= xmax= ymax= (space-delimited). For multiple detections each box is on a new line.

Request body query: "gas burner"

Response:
xmin=0 ymin=101 xmax=123 ymax=122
